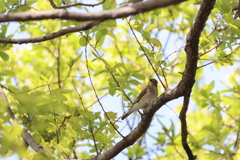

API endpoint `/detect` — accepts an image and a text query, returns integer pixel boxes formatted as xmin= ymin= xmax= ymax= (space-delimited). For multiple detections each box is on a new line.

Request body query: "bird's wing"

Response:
xmin=121 ymin=87 xmax=148 ymax=120
xmin=132 ymin=87 xmax=147 ymax=104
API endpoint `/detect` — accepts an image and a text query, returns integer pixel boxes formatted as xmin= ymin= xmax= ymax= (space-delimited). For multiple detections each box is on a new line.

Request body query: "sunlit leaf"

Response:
xmin=146 ymin=24 xmax=157 ymax=31
xmin=0 ymin=51 xmax=9 ymax=61
xmin=104 ymin=111 xmax=117 ymax=119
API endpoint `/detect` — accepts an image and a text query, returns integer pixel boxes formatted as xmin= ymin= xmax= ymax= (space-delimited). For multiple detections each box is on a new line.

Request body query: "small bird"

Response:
xmin=121 ymin=79 xmax=158 ymax=120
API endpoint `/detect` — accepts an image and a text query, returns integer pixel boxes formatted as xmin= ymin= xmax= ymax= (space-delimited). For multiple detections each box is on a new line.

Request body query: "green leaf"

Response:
xmin=132 ymin=20 xmax=143 ymax=31
xmin=103 ymin=0 xmax=116 ymax=10
xmin=68 ymin=54 xmax=81 ymax=68
xmin=149 ymin=38 xmax=162 ymax=48
xmin=55 ymin=94 xmax=68 ymax=101
xmin=40 ymin=74 xmax=48 ymax=82
xmin=0 ymin=51 xmax=9 ymax=61
xmin=92 ymin=51 xmax=99 ymax=58
xmin=156 ymin=54 xmax=163 ymax=61
xmin=229 ymin=23 xmax=238 ymax=30
xmin=79 ymin=36 xmax=87 ymax=46
xmin=0 ymin=70 xmax=15 ymax=76
xmin=104 ymin=19 xmax=117 ymax=27
xmin=202 ymin=125 xmax=215 ymax=133
xmin=207 ymin=81 xmax=215 ymax=93
xmin=95 ymin=28 xmax=107 ymax=44
xmin=91 ymin=26 xmax=106 ymax=33
xmin=20 ymin=25 xmax=26 ymax=32
xmin=132 ymin=73 xmax=145 ymax=80
xmin=200 ymin=89 xmax=208 ymax=99
xmin=109 ymin=87 xmax=116 ymax=96
xmin=94 ymin=70 xmax=107 ymax=76
xmin=112 ymin=63 xmax=125 ymax=71
xmin=100 ymin=28 xmax=107 ymax=35
xmin=108 ymin=78 xmax=115 ymax=87
xmin=95 ymin=30 xmax=105 ymax=45
xmin=139 ymin=46 xmax=150 ymax=53
xmin=0 ymin=24 xmax=8 ymax=37
xmin=142 ymin=31 xmax=150 ymax=40
xmin=126 ymin=144 xmax=147 ymax=158
xmin=104 ymin=111 xmax=117 ymax=119
xmin=129 ymin=79 xmax=140 ymax=85
xmin=146 ymin=24 xmax=157 ymax=32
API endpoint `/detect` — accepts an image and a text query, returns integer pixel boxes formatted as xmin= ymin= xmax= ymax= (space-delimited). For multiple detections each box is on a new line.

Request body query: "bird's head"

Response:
xmin=149 ymin=79 xmax=158 ymax=87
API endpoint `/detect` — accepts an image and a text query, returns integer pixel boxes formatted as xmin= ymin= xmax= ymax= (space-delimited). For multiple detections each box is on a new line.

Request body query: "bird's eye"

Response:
xmin=150 ymin=79 xmax=156 ymax=83
xmin=151 ymin=79 xmax=157 ymax=84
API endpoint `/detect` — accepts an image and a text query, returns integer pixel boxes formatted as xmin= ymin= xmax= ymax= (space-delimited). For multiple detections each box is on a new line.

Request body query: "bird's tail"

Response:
xmin=121 ymin=109 xmax=134 ymax=120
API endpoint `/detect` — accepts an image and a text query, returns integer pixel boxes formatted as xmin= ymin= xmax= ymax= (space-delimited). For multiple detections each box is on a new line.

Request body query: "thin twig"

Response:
xmin=84 ymin=35 xmax=125 ymax=138
xmin=198 ymin=41 xmax=222 ymax=58
xmin=144 ymin=26 xmax=169 ymax=89
xmin=57 ymin=36 xmax=62 ymax=88
xmin=90 ymin=41 xmax=143 ymax=125
xmin=85 ymin=36 xmax=133 ymax=104
xmin=1 ymin=68 xmax=74 ymax=95
xmin=56 ymin=116 xmax=71 ymax=143
xmin=127 ymin=19 xmax=167 ymax=90
xmin=197 ymin=60 xmax=217 ymax=69
xmin=161 ymin=45 xmax=185 ymax=63
xmin=113 ymin=37 xmax=136 ymax=129
xmin=158 ymin=64 xmax=169 ymax=89
xmin=197 ymin=52 xmax=234 ymax=69
xmin=88 ymin=120 xmax=99 ymax=155
xmin=81 ymin=32 xmax=140 ymax=124
xmin=199 ymin=34 xmax=233 ymax=58
xmin=72 ymin=78 xmax=85 ymax=108
xmin=49 ymin=0 xmax=106 ymax=9
xmin=87 ymin=93 xmax=108 ymax=108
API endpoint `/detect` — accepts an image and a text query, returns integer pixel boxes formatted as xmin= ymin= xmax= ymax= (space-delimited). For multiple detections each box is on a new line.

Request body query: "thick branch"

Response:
xmin=94 ymin=90 xmax=173 ymax=160
xmin=0 ymin=0 xmax=186 ymax=22
xmin=183 ymin=0 xmax=216 ymax=80
xmin=0 ymin=0 xmax=216 ymax=159
xmin=90 ymin=0 xmax=216 ymax=159
xmin=0 ymin=0 xmax=185 ymax=44
xmin=179 ymin=95 xmax=196 ymax=160
xmin=22 ymin=129 xmax=44 ymax=153
xmin=180 ymin=0 xmax=216 ymax=159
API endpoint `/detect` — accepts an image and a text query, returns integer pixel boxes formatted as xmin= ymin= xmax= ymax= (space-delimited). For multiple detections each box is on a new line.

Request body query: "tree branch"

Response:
xmin=84 ymin=35 xmax=125 ymax=139
xmin=179 ymin=95 xmax=196 ymax=160
xmin=127 ymin=18 xmax=167 ymax=91
xmin=180 ymin=0 xmax=216 ymax=159
xmin=0 ymin=0 xmax=185 ymax=44
xmin=48 ymin=0 xmax=106 ymax=9
xmin=0 ymin=0 xmax=186 ymax=23
xmin=0 ymin=20 xmax=102 ymax=44
xmin=88 ymin=0 xmax=216 ymax=159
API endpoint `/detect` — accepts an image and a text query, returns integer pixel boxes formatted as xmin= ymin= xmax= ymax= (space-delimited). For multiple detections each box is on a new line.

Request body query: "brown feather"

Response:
xmin=132 ymin=87 xmax=147 ymax=104
xmin=121 ymin=87 xmax=147 ymax=120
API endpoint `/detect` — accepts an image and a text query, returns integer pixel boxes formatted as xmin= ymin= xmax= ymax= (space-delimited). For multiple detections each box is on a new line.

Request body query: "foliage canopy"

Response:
xmin=0 ymin=0 xmax=239 ymax=160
